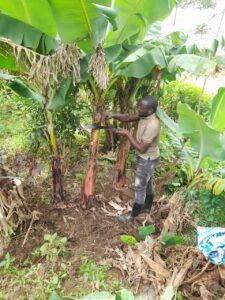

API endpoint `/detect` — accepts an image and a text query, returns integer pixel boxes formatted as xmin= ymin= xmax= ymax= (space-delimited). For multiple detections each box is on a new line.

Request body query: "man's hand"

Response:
xmin=103 ymin=111 xmax=114 ymax=121
xmin=115 ymin=128 xmax=130 ymax=137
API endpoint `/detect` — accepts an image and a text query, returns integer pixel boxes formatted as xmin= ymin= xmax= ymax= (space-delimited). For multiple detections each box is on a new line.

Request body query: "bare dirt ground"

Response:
xmin=2 ymin=152 xmax=225 ymax=299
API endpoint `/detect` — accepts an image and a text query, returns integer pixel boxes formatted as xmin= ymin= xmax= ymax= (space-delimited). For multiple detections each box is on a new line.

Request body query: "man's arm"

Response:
xmin=116 ymin=128 xmax=150 ymax=154
xmin=105 ymin=112 xmax=140 ymax=122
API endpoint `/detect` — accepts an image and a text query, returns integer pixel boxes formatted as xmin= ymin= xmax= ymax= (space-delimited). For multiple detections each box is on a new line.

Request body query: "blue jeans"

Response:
xmin=134 ymin=156 xmax=160 ymax=205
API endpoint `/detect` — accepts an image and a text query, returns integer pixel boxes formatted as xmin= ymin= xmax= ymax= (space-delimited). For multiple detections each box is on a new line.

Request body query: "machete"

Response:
xmin=80 ymin=124 xmax=117 ymax=132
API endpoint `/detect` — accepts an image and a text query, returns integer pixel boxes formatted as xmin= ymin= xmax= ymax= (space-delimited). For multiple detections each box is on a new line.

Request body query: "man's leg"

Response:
xmin=143 ymin=177 xmax=154 ymax=212
xmin=118 ymin=157 xmax=157 ymax=222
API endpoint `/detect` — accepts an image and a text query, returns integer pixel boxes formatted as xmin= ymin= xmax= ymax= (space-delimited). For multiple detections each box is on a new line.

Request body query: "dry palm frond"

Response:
xmin=0 ymin=38 xmax=82 ymax=96
xmin=89 ymin=43 xmax=108 ymax=90
xmin=0 ymin=167 xmax=31 ymax=255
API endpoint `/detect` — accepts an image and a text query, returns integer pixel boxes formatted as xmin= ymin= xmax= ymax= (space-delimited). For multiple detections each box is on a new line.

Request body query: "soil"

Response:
xmin=5 ymin=152 xmax=148 ymax=269
xmin=4 ymin=153 xmax=225 ymax=299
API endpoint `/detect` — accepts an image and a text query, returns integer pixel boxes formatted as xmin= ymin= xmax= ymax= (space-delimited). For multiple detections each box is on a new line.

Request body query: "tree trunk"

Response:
xmin=82 ymin=126 xmax=99 ymax=209
xmin=115 ymin=132 xmax=130 ymax=187
xmin=82 ymin=89 xmax=103 ymax=209
xmin=115 ymin=79 xmax=140 ymax=187
xmin=45 ymin=109 xmax=64 ymax=203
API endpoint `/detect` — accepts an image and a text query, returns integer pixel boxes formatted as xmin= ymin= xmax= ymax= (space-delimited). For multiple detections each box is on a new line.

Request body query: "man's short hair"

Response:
xmin=142 ymin=95 xmax=158 ymax=113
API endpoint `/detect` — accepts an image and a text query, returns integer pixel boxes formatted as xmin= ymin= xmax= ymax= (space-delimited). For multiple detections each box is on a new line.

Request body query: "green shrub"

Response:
xmin=182 ymin=188 xmax=225 ymax=227
xmin=160 ymin=80 xmax=211 ymax=120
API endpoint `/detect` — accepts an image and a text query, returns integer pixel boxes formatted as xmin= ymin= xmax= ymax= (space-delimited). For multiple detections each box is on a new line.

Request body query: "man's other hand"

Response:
xmin=115 ymin=128 xmax=129 ymax=137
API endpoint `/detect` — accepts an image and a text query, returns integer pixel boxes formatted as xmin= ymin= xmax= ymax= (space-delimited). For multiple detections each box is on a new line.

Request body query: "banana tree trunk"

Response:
xmin=82 ymin=86 xmax=103 ymax=209
xmin=115 ymin=79 xmax=140 ymax=187
xmin=82 ymin=124 xmax=100 ymax=209
xmin=115 ymin=133 xmax=130 ymax=187
xmin=45 ymin=109 xmax=64 ymax=203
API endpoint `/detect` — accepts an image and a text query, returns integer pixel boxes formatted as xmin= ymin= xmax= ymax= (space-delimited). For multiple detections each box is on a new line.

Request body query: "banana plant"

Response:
xmin=210 ymin=87 xmax=225 ymax=132
xmin=0 ymin=0 xmax=175 ymax=209
xmin=80 ymin=1 xmax=175 ymax=208
xmin=0 ymin=37 xmax=80 ymax=205
xmin=178 ymin=103 xmax=225 ymax=171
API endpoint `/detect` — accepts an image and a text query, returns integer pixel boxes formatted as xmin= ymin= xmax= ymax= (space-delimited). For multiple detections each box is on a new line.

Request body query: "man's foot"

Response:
xmin=142 ymin=195 xmax=154 ymax=213
xmin=140 ymin=206 xmax=150 ymax=213
xmin=118 ymin=203 xmax=142 ymax=222
xmin=118 ymin=212 xmax=134 ymax=222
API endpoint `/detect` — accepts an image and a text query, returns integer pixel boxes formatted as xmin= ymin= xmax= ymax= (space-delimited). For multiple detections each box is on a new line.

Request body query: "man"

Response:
xmin=105 ymin=95 xmax=160 ymax=222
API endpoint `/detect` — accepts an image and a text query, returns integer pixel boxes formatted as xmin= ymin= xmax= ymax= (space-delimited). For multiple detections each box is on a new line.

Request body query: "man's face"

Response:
xmin=138 ymin=100 xmax=153 ymax=118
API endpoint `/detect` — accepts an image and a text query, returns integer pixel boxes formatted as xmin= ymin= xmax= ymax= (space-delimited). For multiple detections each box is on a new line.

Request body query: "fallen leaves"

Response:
xmin=108 ymin=191 xmax=225 ymax=300
xmin=0 ymin=167 xmax=31 ymax=255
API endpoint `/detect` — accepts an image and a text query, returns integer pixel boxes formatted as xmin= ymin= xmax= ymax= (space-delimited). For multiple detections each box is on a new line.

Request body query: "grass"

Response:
xmin=0 ymin=233 xmax=124 ymax=300
xmin=0 ymin=97 xmax=28 ymax=154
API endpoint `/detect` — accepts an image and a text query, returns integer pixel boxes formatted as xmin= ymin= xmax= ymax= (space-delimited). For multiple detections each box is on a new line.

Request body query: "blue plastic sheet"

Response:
xmin=197 ymin=226 xmax=225 ymax=265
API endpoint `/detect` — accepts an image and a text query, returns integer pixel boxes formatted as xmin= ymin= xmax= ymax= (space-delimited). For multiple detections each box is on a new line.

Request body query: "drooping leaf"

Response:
xmin=210 ymin=87 xmax=225 ymax=132
xmin=0 ymin=14 xmax=58 ymax=55
xmin=0 ymin=0 xmax=56 ymax=37
xmin=0 ymin=73 xmax=17 ymax=80
xmin=106 ymin=0 xmax=175 ymax=45
xmin=0 ymin=74 xmax=43 ymax=102
xmin=118 ymin=47 xmax=167 ymax=78
xmin=168 ymin=54 xmax=217 ymax=76
xmin=156 ymin=107 xmax=179 ymax=133
xmin=47 ymin=78 xmax=72 ymax=111
xmin=178 ymin=103 xmax=225 ymax=170
xmin=9 ymin=80 xmax=43 ymax=102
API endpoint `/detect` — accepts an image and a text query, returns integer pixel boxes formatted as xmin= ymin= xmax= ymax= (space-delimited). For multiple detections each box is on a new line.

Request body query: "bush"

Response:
xmin=160 ymin=80 xmax=212 ymax=120
xmin=182 ymin=188 xmax=225 ymax=227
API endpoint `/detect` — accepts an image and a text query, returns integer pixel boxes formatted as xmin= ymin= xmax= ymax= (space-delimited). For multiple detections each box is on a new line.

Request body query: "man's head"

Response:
xmin=138 ymin=95 xmax=158 ymax=118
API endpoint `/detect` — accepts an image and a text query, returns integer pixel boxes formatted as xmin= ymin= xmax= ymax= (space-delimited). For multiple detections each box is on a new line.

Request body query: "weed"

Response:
xmin=182 ymin=188 xmax=225 ymax=227
xmin=0 ymin=253 xmax=15 ymax=272
xmin=78 ymin=258 xmax=111 ymax=289
xmin=161 ymin=231 xmax=184 ymax=247
xmin=120 ymin=235 xmax=138 ymax=247
xmin=32 ymin=233 xmax=68 ymax=262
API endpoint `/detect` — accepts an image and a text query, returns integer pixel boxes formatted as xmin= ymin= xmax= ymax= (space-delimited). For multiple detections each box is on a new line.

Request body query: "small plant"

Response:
xmin=77 ymin=258 xmax=111 ymax=289
xmin=0 ymin=252 xmax=15 ymax=271
xmin=138 ymin=225 xmax=155 ymax=240
xmin=32 ymin=233 xmax=68 ymax=261
xmin=120 ymin=235 xmax=137 ymax=247
xmin=161 ymin=231 xmax=184 ymax=247
xmin=49 ymin=289 xmax=140 ymax=300
xmin=183 ymin=188 xmax=225 ymax=227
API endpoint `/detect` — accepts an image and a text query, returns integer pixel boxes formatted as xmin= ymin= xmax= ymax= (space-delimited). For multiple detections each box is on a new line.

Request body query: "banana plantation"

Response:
xmin=1 ymin=1 xmax=225 ymax=299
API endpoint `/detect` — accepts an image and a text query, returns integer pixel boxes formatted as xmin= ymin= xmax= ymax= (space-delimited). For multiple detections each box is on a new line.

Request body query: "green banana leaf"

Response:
xmin=0 ymin=0 xmax=56 ymax=37
xmin=106 ymin=0 xmax=175 ymax=45
xmin=49 ymin=0 xmax=116 ymax=48
xmin=156 ymin=107 xmax=179 ymax=133
xmin=0 ymin=0 xmax=174 ymax=53
xmin=168 ymin=54 xmax=217 ymax=76
xmin=210 ymin=87 xmax=225 ymax=132
xmin=0 ymin=46 xmax=18 ymax=71
xmin=47 ymin=78 xmax=72 ymax=111
xmin=0 ymin=1 xmax=116 ymax=50
xmin=157 ymin=107 xmax=194 ymax=170
xmin=118 ymin=47 xmax=167 ymax=78
xmin=178 ymin=103 xmax=225 ymax=170
xmin=0 ymin=74 xmax=44 ymax=102
xmin=0 ymin=73 xmax=71 ymax=112
xmin=0 ymin=13 xmax=57 ymax=53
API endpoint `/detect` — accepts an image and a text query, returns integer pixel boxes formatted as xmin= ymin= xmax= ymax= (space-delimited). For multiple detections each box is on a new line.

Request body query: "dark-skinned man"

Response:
xmin=105 ymin=95 xmax=160 ymax=222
